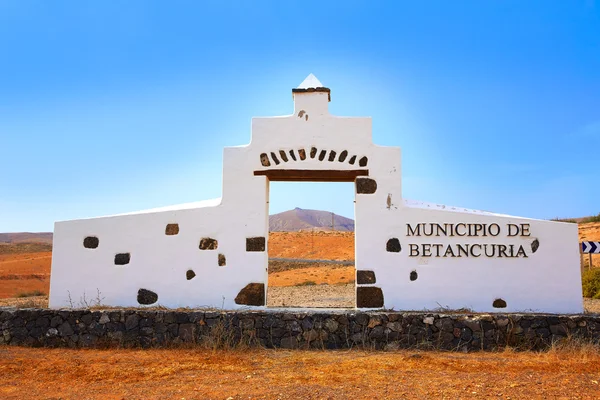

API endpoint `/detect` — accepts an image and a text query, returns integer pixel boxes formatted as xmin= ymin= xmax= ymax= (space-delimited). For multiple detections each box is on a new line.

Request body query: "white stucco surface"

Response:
xmin=49 ymin=75 xmax=583 ymax=313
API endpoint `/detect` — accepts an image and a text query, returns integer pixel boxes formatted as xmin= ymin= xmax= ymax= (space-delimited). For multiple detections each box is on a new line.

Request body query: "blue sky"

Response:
xmin=1 ymin=0 xmax=599 ymax=232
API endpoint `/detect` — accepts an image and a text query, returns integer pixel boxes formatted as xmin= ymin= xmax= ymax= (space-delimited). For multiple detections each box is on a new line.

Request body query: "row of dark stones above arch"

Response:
xmin=260 ymin=148 xmax=368 ymax=168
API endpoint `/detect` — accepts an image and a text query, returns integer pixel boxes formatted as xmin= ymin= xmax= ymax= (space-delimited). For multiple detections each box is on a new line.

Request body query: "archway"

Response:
xmin=266 ymin=179 xmax=356 ymax=308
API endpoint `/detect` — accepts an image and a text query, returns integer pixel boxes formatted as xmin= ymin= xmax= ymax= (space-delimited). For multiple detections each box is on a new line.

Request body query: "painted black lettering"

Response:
xmin=516 ymin=245 xmax=528 ymax=258
xmin=422 ymin=244 xmax=432 ymax=257
xmin=457 ymin=244 xmax=469 ymax=257
xmin=409 ymin=244 xmax=420 ymax=257
xmin=470 ymin=244 xmax=481 ymax=257
xmin=489 ymin=224 xmax=500 ymax=236
xmin=435 ymin=224 xmax=447 ymax=236
xmin=407 ymin=224 xmax=421 ymax=237
xmin=444 ymin=245 xmax=456 ymax=257
xmin=507 ymin=223 xmax=520 ymax=237
xmin=498 ymin=244 xmax=509 ymax=258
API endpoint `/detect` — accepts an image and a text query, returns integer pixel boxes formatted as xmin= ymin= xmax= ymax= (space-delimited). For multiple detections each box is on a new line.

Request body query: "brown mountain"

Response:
xmin=269 ymin=208 xmax=354 ymax=232
xmin=0 ymin=232 xmax=53 ymax=244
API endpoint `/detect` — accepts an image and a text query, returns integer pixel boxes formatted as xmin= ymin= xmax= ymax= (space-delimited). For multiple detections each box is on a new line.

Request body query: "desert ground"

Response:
xmin=580 ymin=222 xmax=600 ymax=268
xmin=1 ymin=347 xmax=600 ymax=399
xmin=267 ymin=232 xmax=355 ymax=307
xmin=2 ymin=225 xmax=600 ymax=399
xmin=0 ymin=250 xmax=51 ymax=299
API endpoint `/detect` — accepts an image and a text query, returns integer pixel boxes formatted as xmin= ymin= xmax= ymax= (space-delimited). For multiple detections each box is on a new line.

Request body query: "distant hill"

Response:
xmin=0 ymin=232 xmax=53 ymax=244
xmin=269 ymin=208 xmax=354 ymax=232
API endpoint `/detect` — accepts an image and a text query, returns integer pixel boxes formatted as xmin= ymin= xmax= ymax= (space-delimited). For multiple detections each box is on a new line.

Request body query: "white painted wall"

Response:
xmin=49 ymin=76 xmax=583 ymax=313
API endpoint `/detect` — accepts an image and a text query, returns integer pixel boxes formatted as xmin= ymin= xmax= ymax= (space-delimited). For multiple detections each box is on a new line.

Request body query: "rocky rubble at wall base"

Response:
xmin=1 ymin=308 xmax=599 ymax=351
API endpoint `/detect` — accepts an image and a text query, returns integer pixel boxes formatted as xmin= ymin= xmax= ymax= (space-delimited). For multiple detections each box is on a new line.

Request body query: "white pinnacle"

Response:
xmin=297 ymin=73 xmax=324 ymax=89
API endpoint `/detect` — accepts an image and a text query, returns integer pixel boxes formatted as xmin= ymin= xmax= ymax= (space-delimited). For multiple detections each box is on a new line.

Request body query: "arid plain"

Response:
xmin=2 ymin=224 xmax=600 ymax=399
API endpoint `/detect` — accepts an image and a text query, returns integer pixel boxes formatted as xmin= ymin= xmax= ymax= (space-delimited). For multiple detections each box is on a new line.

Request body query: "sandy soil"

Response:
xmin=0 ymin=295 xmax=48 ymax=308
xmin=267 ymin=284 xmax=355 ymax=308
xmin=268 ymin=232 xmax=355 ymax=307
xmin=269 ymin=231 xmax=354 ymax=261
xmin=0 ymin=251 xmax=51 ymax=298
xmin=580 ymin=222 xmax=600 ymax=268
xmin=269 ymin=264 xmax=354 ymax=287
xmin=1 ymin=347 xmax=599 ymax=399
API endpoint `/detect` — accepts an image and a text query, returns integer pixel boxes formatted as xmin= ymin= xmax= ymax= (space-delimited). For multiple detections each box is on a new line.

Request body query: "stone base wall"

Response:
xmin=2 ymin=308 xmax=599 ymax=351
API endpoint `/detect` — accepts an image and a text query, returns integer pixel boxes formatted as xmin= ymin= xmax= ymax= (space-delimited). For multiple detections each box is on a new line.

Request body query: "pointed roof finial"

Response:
xmin=292 ymin=73 xmax=331 ymax=101
xmin=297 ymin=73 xmax=323 ymax=89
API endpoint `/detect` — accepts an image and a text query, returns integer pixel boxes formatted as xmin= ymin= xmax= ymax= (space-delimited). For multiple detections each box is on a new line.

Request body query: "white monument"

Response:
xmin=49 ymin=74 xmax=583 ymax=313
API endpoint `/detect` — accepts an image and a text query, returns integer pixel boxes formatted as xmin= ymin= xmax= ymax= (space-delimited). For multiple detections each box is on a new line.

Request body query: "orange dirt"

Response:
xmin=268 ymin=231 xmax=354 ymax=260
xmin=269 ymin=265 xmax=355 ymax=287
xmin=268 ymin=231 xmax=355 ymax=287
xmin=1 ymin=347 xmax=600 ymax=399
xmin=0 ymin=252 xmax=51 ymax=299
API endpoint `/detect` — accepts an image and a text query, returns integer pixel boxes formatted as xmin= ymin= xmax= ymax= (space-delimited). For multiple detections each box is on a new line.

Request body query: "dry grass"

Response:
xmin=580 ymin=222 xmax=600 ymax=268
xmin=1 ymin=347 xmax=600 ymax=399
xmin=0 ymin=242 xmax=52 ymax=254
xmin=0 ymin=295 xmax=48 ymax=308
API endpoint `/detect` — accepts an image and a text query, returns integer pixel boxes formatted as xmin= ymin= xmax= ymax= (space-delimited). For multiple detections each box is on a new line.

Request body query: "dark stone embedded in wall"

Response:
xmin=289 ymin=150 xmax=297 ymax=161
xmin=270 ymin=152 xmax=280 ymax=165
xmin=348 ymin=155 xmax=357 ymax=165
xmin=359 ymin=156 xmax=368 ymax=167
xmin=186 ymin=270 xmax=196 ymax=280
xmin=328 ymin=150 xmax=336 ymax=162
xmin=357 ymin=270 xmax=376 ymax=284
xmin=260 ymin=153 xmax=270 ymax=167
xmin=1 ymin=308 xmax=598 ymax=351
xmin=246 ymin=237 xmax=265 ymax=252
xmin=386 ymin=238 xmax=401 ymax=253
xmin=318 ymin=150 xmax=327 ymax=161
xmin=531 ymin=239 xmax=539 ymax=253
xmin=165 ymin=223 xmax=179 ymax=235
xmin=310 ymin=147 xmax=317 ymax=158
xmin=493 ymin=299 xmax=507 ymax=309
xmin=218 ymin=254 xmax=226 ymax=267
xmin=199 ymin=238 xmax=218 ymax=250
xmin=356 ymin=178 xmax=377 ymax=194
xmin=83 ymin=236 xmax=99 ymax=249
xmin=137 ymin=289 xmax=158 ymax=305
xmin=114 ymin=253 xmax=130 ymax=265
xmin=410 ymin=270 xmax=418 ymax=281
xmin=234 ymin=283 xmax=265 ymax=306
xmin=298 ymin=148 xmax=306 ymax=160
xmin=279 ymin=150 xmax=289 ymax=162
xmin=357 ymin=287 xmax=384 ymax=308
xmin=338 ymin=150 xmax=348 ymax=162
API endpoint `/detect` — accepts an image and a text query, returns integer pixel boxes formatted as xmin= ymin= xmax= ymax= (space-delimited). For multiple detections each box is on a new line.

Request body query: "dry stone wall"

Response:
xmin=2 ymin=308 xmax=599 ymax=351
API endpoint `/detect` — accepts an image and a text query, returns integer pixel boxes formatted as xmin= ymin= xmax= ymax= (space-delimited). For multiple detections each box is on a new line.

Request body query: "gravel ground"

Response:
xmin=2 ymin=295 xmax=599 ymax=313
xmin=0 ymin=296 xmax=47 ymax=308
xmin=584 ymin=298 xmax=600 ymax=314
xmin=267 ymin=284 xmax=355 ymax=308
